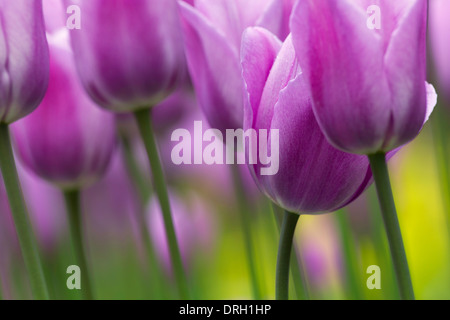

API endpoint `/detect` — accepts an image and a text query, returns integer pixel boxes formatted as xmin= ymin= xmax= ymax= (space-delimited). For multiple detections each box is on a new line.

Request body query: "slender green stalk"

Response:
xmin=0 ymin=124 xmax=49 ymax=300
xmin=431 ymin=107 xmax=450 ymax=237
xmin=272 ymin=204 xmax=309 ymax=300
xmin=120 ymin=133 xmax=166 ymax=299
xmin=134 ymin=108 xmax=189 ymax=300
xmin=335 ymin=210 xmax=363 ymax=299
xmin=368 ymin=152 xmax=415 ymax=300
xmin=276 ymin=210 xmax=300 ymax=300
xmin=120 ymin=133 xmax=152 ymax=204
xmin=230 ymin=164 xmax=262 ymax=300
xmin=367 ymin=185 xmax=401 ymax=299
xmin=63 ymin=189 xmax=94 ymax=300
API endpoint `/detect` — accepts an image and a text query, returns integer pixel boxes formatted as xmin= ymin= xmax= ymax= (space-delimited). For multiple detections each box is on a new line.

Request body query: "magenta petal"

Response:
xmin=291 ymin=0 xmax=392 ymax=154
xmin=178 ymin=1 xmax=244 ymax=132
xmin=268 ymin=75 xmax=371 ymax=214
xmin=382 ymin=0 xmax=428 ymax=150
xmin=241 ymin=27 xmax=282 ymax=132
xmin=0 ymin=0 xmax=49 ymax=124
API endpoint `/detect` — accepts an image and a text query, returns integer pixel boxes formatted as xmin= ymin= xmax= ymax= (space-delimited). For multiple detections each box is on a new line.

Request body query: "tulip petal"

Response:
xmin=241 ymin=27 xmax=282 ymax=132
xmin=382 ymin=0 xmax=428 ymax=150
xmin=0 ymin=0 xmax=49 ymax=124
xmin=178 ymin=1 xmax=244 ymax=132
xmin=291 ymin=0 xmax=392 ymax=153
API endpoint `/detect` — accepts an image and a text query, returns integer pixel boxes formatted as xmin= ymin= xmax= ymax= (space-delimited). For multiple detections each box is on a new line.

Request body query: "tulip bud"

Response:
xmin=290 ymin=0 xmax=436 ymax=154
xmin=11 ymin=32 xmax=116 ymax=190
xmin=64 ymin=0 xmax=186 ymax=112
xmin=241 ymin=27 xmax=373 ymax=214
xmin=0 ymin=0 xmax=49 ymax=124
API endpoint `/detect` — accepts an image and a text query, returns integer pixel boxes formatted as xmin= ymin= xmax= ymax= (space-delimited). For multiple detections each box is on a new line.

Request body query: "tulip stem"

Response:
xmin=0 ymin=124 xmax=49 ymax=300
xmin=272 ymin=204 xmax=309 ymax=300
xmin=276 ymin=210 xmax=300 ymax=300
xmin=368 ymin=152 xmax=415 ymax=300
xmin=134 ymin=108 xmax=189 ymax=300
xmin=230 ymin=164 xmax=262 ymax=300
xmin=336 ymin=209 xmax=363 ymax=300
xmin=63 ymin=189 xmax=94 ymax=300
xmin=120 ymin=134 xmax=166 ymax=299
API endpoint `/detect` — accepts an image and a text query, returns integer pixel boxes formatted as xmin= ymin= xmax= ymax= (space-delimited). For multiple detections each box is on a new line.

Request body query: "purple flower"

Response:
xmin=290 ymin=0 xmax=436 ymax=154
xmin=11 ymin=32 xmax=116 ymax=190
xmin=430 ymin=0 xmax=450 ymax=101
xmin=0 ymin=0 xmax=49 ymax=124
xmin=64 ymin=0 xmax=186 ymax=112
xmin=178 ymin=0 xmax=295 ymax=133
xmin=241 ymin=27 xmax=373 ymax=214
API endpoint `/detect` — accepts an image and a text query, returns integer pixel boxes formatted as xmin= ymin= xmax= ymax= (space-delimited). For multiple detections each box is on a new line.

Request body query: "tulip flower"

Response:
xmin=430 ymin=0 xmax=450 ymax=101
xmin=178 ymin=0 xmax=295 ymax=133
xmin=64 ymin=0 xmax=186 ymax=112
xmin=178 ymin=1 xmax=297 ymax=298
xmin=65 ymin=0 xmax=191 ymax=298
xmin=290 ymin=0 xmax=437 ymax=300
xmin=241 ymin=26 xmax=376 ymax=299
xmin=0 ymin=0 xmax=50 ymax=300
xmin=241 ymin=28 xmax=372 ymax=216
xmin=11 ymin=31 xmax=116 ymax=300
xmin=290 ymin=0 xmax=434 ymax=155
xmin=11 ymin=33 xmax=116 ymax=190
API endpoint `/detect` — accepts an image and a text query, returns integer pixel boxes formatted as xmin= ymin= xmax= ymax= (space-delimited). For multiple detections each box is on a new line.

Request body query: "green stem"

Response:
xmin=276 ymin=210 xmax=300 ymax=300
xmin=120 ymin=133 xmax=152 ymax=204
xmin=120 ymin=133 xmax=166 ymax=299
xmin=63 ymin=190 xmax=94 ymax=300
xmin=336 ymin=210 xmax=363 ymax=300
xmin=367 ymin=185 xmax=401 ymax=299
xmin=272 ymin=204 xmax=309 ymax=300
xmin=230 ymin=164 xmax=262 ymax=300
xmin=431 ymin=107 xmax=450 ymax=238
xmin=368 ymin=152 xmax=415 ymax=300
xmin=0 ymin=124 xmax=49 ymax=300
xmin=134 ymin=108 xmax=189 ymax=300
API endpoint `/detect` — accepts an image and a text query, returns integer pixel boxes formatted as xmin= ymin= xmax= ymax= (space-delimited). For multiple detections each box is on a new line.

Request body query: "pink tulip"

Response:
xmin=64 ymin=0 xmax=186 ymax=112
xmin=291 ymin=0 xmax=436 ymax=154
xmin=11 ymin=32 xmax=116 ymax=190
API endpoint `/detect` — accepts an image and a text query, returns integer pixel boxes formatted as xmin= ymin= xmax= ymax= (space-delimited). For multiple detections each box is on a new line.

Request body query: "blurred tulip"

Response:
xmin=178 ymin=0 xmax=294 ymax=133
xmin=0 ymin=0 xmax=49 ymax=124
xmin=11 ymin=32 xmax=116 ymax=190
xmin=241 ymin=27 xmax=373 ymax=214
xmin=148 ymin=191 xmax=215 ymax=276
xmin=290 ymin=0 xmax=436 ymax=154
xmin=64 ymin=0 xmax=186 ymax=112
xmin=430 ymin=0 xmax=450 ymax=101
